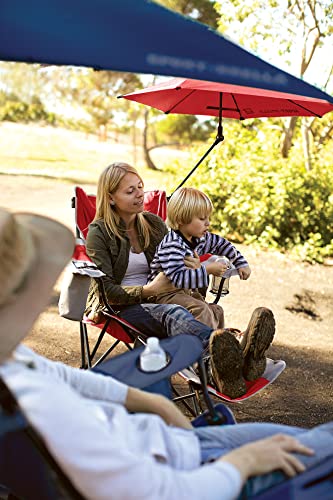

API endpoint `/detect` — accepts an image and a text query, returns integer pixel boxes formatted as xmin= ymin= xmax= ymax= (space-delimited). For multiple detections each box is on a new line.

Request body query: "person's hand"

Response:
xmin=219 ymin=434 xmax=314 ymax=483
xmin=238 ymin=266 xmax=251 ymax=280
xmin=205 ymin=260 xmax=228 ymax=277
xmin=142 ymin=272 xmax=177 ymax=298
xmin=184 ymin=251 xmax=201 ymax=270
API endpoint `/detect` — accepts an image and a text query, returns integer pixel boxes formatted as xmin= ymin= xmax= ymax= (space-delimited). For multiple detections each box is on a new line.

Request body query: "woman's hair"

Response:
xmin=167 ymin=187 xmax=213 ymax=230
xmin=94 ymin=162 xmax=152 ymax=248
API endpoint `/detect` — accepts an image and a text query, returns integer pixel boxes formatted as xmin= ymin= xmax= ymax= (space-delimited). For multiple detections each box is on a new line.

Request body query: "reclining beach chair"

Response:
xmin=59 ymin=185 xmax=285 ymax=414
xmin=0 ymin=377 xmax=84 ymax=500
xmin=0 ymin=335 xmax=233 ymax=499
xmin=1 ymin=337 xmax=332 ymax=500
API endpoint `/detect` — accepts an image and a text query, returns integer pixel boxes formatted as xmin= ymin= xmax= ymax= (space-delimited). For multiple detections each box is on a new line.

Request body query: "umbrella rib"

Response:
xmin=165 ymin=89 xmax=197 ymax=114
xmin=287 ymin=99 xmax=322 ymax=117
xmin=230 ymin=94 xmax=244 ymax=120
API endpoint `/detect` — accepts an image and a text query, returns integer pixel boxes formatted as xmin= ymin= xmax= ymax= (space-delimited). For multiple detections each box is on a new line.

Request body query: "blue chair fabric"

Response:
xmin=1 ymin=345 xmax=333 ymax=499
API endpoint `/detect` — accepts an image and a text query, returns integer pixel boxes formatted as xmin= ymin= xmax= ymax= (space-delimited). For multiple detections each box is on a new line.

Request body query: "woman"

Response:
xmin=85 ymin=162 xmax=275 ymax=396
xmin=85 ymin=162 xmax=211 ymax=341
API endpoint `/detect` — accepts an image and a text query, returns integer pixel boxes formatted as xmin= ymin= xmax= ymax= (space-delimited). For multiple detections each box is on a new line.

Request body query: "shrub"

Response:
xmin=166 ymin=120 xmax=333 ymax=263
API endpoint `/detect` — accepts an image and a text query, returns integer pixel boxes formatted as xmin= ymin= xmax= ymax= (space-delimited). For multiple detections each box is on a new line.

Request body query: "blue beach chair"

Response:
xmin=1 ymin=335 xmax=332 ymax=500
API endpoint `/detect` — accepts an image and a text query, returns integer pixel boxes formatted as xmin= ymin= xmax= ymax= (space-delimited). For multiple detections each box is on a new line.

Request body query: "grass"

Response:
xmin=0 ymin=121 xmax=191 ymax=192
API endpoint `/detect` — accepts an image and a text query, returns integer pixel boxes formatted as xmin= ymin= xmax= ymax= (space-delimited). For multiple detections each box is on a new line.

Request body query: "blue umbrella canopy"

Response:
xmin=0 ymin=0 xmax=332 ymax=103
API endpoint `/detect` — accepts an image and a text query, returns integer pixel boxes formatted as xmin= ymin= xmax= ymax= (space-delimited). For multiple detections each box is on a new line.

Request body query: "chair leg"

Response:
xmin=80 ymin=322 xmax=91 ymax=369
xmin=171 ymin=384 xmax=199 ymax=418
xmin=89 ymin=318 xmax=112 ymax=361
xmin=91 ymin=340 xmax=121 ymax=368
xmin=189 ymin=381 xmax=204 ymax=414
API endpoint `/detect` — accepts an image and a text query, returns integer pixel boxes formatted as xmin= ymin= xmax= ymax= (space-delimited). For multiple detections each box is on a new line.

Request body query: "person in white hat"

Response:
xmin=0 ymin=207 xmax=332 ymax=500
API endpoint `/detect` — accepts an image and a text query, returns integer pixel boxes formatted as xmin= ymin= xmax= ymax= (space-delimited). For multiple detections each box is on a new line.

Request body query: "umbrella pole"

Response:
xmin=168 ymin=93 xmax=224 ymax=199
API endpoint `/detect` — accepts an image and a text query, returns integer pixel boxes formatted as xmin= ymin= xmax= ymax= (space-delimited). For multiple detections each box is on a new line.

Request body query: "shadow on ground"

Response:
xmin=29 ymin=291 xmax=333 ymax=429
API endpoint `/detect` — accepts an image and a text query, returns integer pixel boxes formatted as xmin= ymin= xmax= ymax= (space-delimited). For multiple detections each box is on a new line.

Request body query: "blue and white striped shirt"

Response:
xmin=148 ymin=230 xmax=249 ymax=289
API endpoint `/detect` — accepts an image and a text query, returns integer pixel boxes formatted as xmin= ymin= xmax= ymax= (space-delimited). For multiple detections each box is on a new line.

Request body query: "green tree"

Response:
xmin=215 ymin=0 xmax=333 ymax=166
xmin=47 ymin=67 xmax=142 ymax=139
xmin=156 ymin=115 xmax=215 ymax=143
xmin=171 ymin=118 xmax=333 ymax=262
xmin=155 ymin=0 xmax=219 ymax=28
xmin=141 ymin=0 xmax=220 ymax=169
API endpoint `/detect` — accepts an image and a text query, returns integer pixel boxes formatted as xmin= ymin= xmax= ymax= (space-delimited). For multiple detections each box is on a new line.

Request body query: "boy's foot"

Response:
xmin=240 ymin=307 xmax=275 ymax=381
xmin=209 ymin=329 xmax=247 ymax=399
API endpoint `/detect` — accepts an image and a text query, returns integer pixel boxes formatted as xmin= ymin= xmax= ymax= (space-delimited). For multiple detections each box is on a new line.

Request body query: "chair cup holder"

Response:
xmin=136 ymin=351 xmax=172 ymax=374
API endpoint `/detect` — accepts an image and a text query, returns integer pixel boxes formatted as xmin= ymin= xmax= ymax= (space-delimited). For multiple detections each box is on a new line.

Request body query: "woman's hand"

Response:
xmin=219 ymin=434 xmax=314 ymax=483
xmin=142 ymin=272 xmax=177 ymax=298
xmin=238 ymin=266 xmax=251 ymax=280
xmin=184 ymin=251 xmax=201 ymax=270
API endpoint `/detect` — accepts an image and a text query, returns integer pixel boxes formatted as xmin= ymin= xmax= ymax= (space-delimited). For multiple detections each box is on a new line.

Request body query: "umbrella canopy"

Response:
xmin=120 ymin=77 xmax=333 ymax=194
xmin=120 ymin=77 xmax=333 ymax=120
xmin=0 ymin=0 xmax=333 ymax=103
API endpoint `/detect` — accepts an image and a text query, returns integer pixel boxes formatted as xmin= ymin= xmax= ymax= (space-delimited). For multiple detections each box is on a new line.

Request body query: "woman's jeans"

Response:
xmin=194 ymin=421 xmax=333 ymax=497
xmin=118 ymin=303 xmax=212 ymax=345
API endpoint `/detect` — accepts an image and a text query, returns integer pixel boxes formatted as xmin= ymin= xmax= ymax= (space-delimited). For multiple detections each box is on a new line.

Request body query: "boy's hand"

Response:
xmin=238 ymin=266 xmax=251 ymax=280
xmin=206 ymin=260 xmax=228 ymax=277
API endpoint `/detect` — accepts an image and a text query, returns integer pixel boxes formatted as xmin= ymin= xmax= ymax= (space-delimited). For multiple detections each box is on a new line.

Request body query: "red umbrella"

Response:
xmin=120 ymin=77 xmax=333 ymax=119
xmin=120 ymin=77 xmax=333 ymax=192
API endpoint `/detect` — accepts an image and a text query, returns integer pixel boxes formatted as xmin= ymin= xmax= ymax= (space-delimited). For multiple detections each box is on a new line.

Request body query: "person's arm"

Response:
xmin=24 ymin=345 xmax=191 ymax=429
xmin=218 ymin=434 xmax=314 ymax=482
xmin=11 ymin=368 xmax=243 ymax=500
xmin=155 ymin=238 xmax=209 ymax=289
xmin=125 ymin=387 xmax=192 ymax=429
xmin=22 ymin=345 xmax=130 ymax=403
xmin=86 ymin=223 xmax=144 ymax=305
xmin=202 ymin=232 xmax=251 ymax=280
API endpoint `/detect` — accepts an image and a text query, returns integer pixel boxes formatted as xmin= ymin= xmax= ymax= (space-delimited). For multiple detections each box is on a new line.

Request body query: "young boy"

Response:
xmin=148 ymin=187 xmax=251 ymax=330
xmin=148 ymin=188 xmax=267 ymax=398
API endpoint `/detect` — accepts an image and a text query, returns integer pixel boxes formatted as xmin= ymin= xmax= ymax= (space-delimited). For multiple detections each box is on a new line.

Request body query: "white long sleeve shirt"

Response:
xmin=0 ymin=345 xmax=242 ymax=500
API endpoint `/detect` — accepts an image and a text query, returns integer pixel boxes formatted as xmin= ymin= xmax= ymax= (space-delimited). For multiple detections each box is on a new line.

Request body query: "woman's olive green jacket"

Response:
xmin=85 ymin=212 xmax=168 ymax=316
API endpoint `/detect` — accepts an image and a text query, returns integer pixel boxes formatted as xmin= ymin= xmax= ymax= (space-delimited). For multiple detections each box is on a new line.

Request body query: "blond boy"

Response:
xmin=148 ymin=187 xmax=251 ymax=329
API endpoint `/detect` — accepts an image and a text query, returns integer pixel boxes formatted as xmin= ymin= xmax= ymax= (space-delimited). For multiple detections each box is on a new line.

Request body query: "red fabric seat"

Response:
xmin=71 ymin=186 xmax=168 ymax=368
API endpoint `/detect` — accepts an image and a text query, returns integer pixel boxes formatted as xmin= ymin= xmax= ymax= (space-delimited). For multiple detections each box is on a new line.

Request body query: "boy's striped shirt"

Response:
xmin=149 ymin=230 xmax=249 ymax=289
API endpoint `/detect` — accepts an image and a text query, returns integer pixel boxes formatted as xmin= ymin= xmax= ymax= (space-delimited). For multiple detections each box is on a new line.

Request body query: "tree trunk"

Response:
xmin=302 ymin=119 xmax=312 ymax=171
xmin=281 ymin=116 xmax=298 ymax=158
xmin=132 ymin=119 xmax=137 ymax=167
xmin=143 ymin=108 xmax=158 ymax=170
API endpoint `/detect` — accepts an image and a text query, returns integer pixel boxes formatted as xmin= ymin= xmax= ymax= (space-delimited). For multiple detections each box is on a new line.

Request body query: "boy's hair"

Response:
xmin=167 ymin=187 xmax=213 ymax=230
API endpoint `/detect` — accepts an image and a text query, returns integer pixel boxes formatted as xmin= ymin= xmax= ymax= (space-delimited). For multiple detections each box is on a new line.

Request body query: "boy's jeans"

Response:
xmin=119 ymin=303 xmax=212 ymax=345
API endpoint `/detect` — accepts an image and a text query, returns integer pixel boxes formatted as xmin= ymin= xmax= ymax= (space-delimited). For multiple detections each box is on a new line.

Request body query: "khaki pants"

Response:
xmin=154 ymin=289 xmax=224 ymax=330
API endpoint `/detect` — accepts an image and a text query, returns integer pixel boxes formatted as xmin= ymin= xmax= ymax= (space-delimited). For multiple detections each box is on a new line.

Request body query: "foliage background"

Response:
xmin=0 ymin=0 xmax=332 ymax=263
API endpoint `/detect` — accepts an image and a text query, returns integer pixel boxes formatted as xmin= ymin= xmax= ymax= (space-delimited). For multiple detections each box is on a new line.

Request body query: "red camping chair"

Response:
xmin=61 ymin=186 xmax=205 ymax=416
xmin=60 ymin=186 xmax=285 ymax=415
xmin=68 ymin=187 xmax=167 ymax=369
xmin=69 ymin=186 xmax=217 ymax=371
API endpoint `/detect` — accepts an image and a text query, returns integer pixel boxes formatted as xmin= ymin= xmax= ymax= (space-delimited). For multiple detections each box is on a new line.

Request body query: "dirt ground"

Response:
xmin=2 ymin=174 xmax=333 ymax=428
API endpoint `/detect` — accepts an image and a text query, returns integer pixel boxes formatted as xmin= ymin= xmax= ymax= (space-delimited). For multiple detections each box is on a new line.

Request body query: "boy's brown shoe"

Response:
xmin=209 ymin=328 xmax=247 ymax=399
xmin=240 ymin=307 xmax=275 ymax=381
